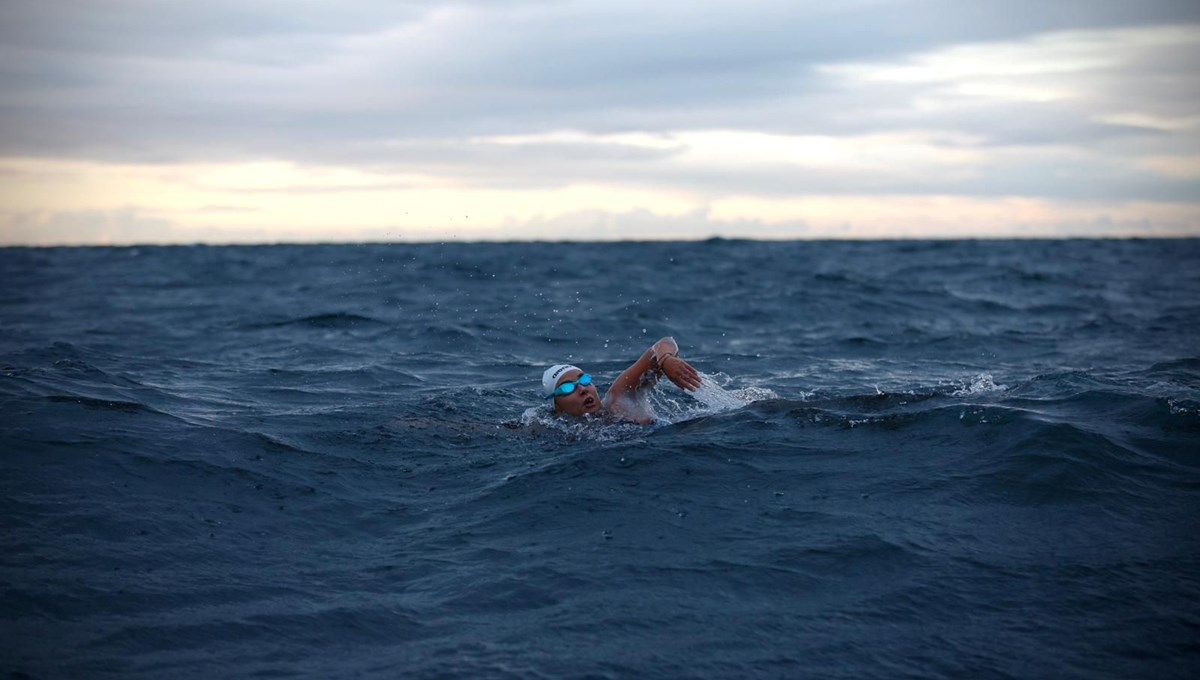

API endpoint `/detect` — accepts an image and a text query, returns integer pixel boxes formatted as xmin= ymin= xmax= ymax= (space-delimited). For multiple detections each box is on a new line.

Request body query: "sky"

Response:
xmin=1 ymin=0 xmax=1198 ymax=245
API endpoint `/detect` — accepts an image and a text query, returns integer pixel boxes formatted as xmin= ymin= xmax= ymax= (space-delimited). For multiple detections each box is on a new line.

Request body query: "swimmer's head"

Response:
xmin=542 ymin=364 xmax=601 ymax=417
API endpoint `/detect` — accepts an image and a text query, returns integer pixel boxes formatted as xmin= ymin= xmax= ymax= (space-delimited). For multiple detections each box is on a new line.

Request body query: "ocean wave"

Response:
xmin=45 ymin=394 xmax=157 ymax=413
xmin=5 ymin=240 xmax=1199 ymax=679
xmin=1147 ymin=356 xmax=1200 ymax=381
xmin=242 ymin=312 xmax=386 ymax=330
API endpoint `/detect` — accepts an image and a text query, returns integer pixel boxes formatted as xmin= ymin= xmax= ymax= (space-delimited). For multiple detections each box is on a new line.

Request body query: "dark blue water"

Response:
xmin=2 ymin=239 xmax=1198 ymax=678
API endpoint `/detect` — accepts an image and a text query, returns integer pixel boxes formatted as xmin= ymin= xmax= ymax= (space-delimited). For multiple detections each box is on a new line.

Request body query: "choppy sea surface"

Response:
xmin=2 ymin=239 xmax=1198 ymax=678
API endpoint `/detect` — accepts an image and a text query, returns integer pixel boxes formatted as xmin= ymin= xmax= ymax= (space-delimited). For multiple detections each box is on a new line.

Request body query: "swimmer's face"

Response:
xmin=552 ymin=368 xmax=601 ymax=418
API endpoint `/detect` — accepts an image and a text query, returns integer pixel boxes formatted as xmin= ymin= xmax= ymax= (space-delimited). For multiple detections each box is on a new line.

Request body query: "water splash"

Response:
xmin=952 ymin=373 xmax=1007 ymax=396
xmin=518 ymin=372 xmax=777 ymax=432
xmin=517 ymin=404 xmax=645 ymax=441
xmin=689 ymin=377 xmax=752 ymax=411
xmin=651 ymin=372 xmax=777 ymax=424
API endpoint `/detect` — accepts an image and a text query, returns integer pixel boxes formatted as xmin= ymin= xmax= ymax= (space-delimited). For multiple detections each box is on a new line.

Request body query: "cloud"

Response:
xmin=502 ymin=208 xmax=812 ymax=242
xmin=3 ymin=208 xmax=179 ymax=246
xmin=5 ymin=2 xmax=1198 ymax=152
xmin=0 ymin=1 xmax=1198 ymax=243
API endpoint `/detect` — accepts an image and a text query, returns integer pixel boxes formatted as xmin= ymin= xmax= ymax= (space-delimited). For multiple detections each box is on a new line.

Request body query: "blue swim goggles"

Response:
xmin=546 ymin=373 xmax=592 ymax=399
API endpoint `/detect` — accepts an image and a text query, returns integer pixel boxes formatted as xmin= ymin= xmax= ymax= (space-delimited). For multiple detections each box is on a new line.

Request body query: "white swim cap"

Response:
xmin=542 ymin=364 xmax=581 ymax=395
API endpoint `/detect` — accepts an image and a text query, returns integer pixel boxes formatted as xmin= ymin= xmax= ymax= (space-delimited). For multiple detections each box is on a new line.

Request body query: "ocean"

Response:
xmin=2 ymin=239 xmax=1198 ymax=678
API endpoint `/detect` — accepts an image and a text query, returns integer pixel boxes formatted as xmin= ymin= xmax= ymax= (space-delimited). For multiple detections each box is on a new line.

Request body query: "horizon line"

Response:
xmin=3 ymin=234 xmax=1198 ymax=249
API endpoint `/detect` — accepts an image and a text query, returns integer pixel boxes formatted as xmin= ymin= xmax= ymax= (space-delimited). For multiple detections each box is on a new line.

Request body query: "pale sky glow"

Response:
xmin=1 ymin=1 xmax=1198 ymax=245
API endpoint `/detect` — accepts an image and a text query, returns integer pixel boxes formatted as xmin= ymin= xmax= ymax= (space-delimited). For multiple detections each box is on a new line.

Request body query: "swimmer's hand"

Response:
xmin=660 ymin=354 xmax=702 ymax=391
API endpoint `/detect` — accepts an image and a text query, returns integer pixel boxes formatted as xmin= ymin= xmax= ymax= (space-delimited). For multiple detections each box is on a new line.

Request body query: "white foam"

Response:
xmin=650 ymin=372 xmax=777 ymax=424
xmin=518 ymin=403 xmax=645 ymax=441
xmin=689 ymin=378 xmax=749 ymax=411
xmin=951 ymin=373 xmax=1008 ymax=396
xmin=1168 ymin=398 xmax=1198 ymax=416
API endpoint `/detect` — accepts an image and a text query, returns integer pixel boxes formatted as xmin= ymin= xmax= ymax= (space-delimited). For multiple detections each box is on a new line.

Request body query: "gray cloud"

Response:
xmin=0 ymin=0 xmax=1198 ymax=206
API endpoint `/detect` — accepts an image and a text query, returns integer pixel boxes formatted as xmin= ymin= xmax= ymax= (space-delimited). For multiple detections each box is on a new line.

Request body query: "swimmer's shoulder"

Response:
xmin=599 ymin=399 xmax=654 ymax=426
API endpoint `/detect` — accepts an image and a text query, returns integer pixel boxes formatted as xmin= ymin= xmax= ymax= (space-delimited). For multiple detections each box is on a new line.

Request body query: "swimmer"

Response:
xmin=542 ymin=336 xmax=702 ymax=424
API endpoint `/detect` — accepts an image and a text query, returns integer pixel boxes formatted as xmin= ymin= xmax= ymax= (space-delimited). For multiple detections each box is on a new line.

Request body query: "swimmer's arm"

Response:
xmin=655 ymin=338 xmax=702 ymax=391
xmin=604 ymin=337 xmax=700 ymax=402
xmin=651 ymin=336 xmax=679 ymax=363
xmin=604 ymin=346 xmax=657 ymax=403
